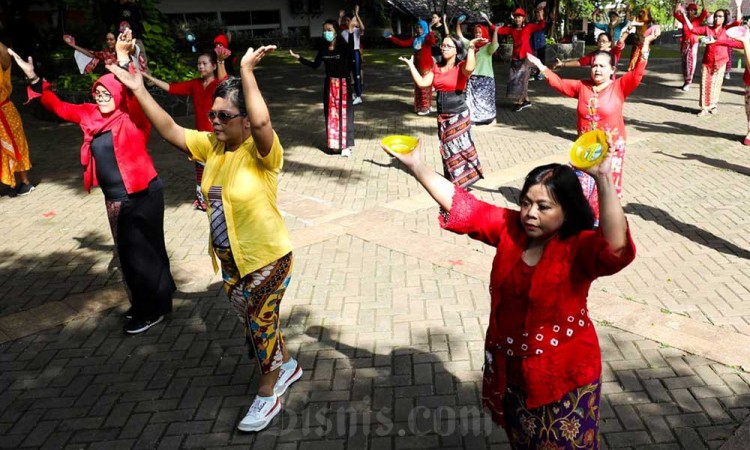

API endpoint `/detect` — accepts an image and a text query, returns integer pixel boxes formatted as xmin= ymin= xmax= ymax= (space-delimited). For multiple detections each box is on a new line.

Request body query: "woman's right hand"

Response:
xmin=63 ymin=35 xmax=75 ymax=46
xmin=289 ymin=49 xmax=300 ymax=60
xmin=398 ymin=55 xmax=414 ymax=67
xmin=6 ymin=48 xmax=36 ymax=79
xmin=106 ymin=63 xmax=145 ymax=92
xmin=553 ymin=58 xmax=563 ymax=70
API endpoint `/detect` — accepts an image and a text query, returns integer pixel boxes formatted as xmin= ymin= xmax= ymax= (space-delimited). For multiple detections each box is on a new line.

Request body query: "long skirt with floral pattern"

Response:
xmin=503 ymin=378 xmax=601 ymax=449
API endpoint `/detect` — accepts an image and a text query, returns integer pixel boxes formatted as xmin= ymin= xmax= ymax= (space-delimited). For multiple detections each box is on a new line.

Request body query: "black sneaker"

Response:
xmin=16 ymin=183 xmax=35 ymax=196
xmin=518 ymin=100 xmax=532 ymax=111
xmin=123 ymin=307 xmax=134 ymax=320
xmin=124 ymin=315 xmax=164 ymax=334
xmin=513 ymin=103 xmax=523 ymax=112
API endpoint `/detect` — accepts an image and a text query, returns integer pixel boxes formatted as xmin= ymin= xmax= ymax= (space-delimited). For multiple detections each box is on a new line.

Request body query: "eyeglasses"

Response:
xmin=92 ymin=91 xmax=112 ymax=102
xmin=440 ymin=44 xmax=456 ymax=49
xmin=207 ymin=110 xmax=246 ymax=123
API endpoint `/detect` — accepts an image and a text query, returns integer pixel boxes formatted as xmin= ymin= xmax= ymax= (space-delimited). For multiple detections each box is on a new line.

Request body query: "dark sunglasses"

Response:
xmin=207 ymin=111 xmax=247 ymax=123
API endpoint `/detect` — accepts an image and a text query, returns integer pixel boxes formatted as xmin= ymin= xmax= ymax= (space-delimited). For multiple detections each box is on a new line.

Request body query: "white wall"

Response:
xmin=156 ymin=0 xmax=344 ymax=37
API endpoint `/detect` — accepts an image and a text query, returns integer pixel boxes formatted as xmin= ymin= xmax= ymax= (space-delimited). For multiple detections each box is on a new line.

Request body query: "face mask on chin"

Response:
xmin=323 ymin=31 xmax=335 ymax=42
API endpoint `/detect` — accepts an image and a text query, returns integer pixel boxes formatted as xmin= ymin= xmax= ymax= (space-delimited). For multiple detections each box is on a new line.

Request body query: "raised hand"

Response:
xmin=525 ymin=53 xmax=545 ymax=71
xmin=289 ymin=49 xmax=300 ymax=60
xmin=582 ymin=133 xmax=615 ymax=179
xmin=553 ymin=58 xmax=563 ymax=70
xmin=6 ymin=48 xmax=36 ymax=79
xmin=398 ymin=55 xmax=415 ymax=67
xmin=214 ymin=46 xmax=232 ymax=62
xmin=115 ymin=29 xmax=135 ymax=58
xmin=240 ymin=45 xmax=277 ymax=70
xmin=63 ymin=35 xmax=75 ymax=46
xmin=106 ymin=63 xmax=144 ymax=91
xmin=470 ymin=37 xmax=488 ymax=47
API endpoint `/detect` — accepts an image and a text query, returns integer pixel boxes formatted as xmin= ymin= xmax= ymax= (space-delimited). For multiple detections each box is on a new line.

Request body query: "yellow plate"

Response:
xmin=381 ymin=135 xmax=419 ymax=154
xmin=569 ymin=130 xmax=608 ymax=169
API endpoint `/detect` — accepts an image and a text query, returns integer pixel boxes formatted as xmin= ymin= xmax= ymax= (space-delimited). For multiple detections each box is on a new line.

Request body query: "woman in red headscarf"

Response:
xmin=8 ymin=30 xmax=175 ymax=335
xmin=455 ymin=16 xmax=500 ymax=125
xmin=496 ymin=7 xmax=550 ymax=112
xmin=214 ymin=33 xmax=237 ymax=76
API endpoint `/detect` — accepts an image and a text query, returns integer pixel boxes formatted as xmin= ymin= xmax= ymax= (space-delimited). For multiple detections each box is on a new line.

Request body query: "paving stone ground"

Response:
xmin=0 ymin=49 xmax=749 ymax=449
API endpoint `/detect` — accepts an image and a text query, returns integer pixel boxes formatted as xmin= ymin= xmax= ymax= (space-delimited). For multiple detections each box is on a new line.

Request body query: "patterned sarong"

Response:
xmin=507 ymin=58 xmax=531 ymax=99
xmin=326 ymin=77 xmax=349 ymax=150
xmin=466 ymin=75 xmax=496 ymax=125
xmin=700 ymin=64 xmax=727 ymax=109
xmin=503 ymin=379 xmax=602 ymax=449
xmin=438 ymin=109 xmax=483 ymax=189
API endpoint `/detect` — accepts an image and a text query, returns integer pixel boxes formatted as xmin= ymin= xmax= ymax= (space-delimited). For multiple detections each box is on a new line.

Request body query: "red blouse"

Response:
xmin=432 ymin=61 xmax=469 ymax=92
xmin=441 ymin=187 xmax=636 ymax=423
xmin=390 ymin=33 xmax=437 ymax=73
xmin=496 ymin=22 xmax=547 ymax=59
xmin=169 ymin=77 xmax=226 ymax=132
xmin=691 ymin=23 xmax=742 ymax=68
xmin=673 ymin=9 xmax=709 ymax=45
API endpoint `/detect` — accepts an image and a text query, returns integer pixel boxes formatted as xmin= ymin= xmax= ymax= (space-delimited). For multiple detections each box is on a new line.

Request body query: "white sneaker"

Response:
xmin=416 ymin=110 xmax=430 ymax=116
xmin=237 ymin=395 xmax=281 ymax=432
xmin=681 ymin=84 xmax=690 ymax=92
xmin=341 ymin=148 xmax=352 ymax=157
xmin=274 ymin=358 xmax=303 ymax=397
xmin=352 ymin=96 xmax=362 ymax=105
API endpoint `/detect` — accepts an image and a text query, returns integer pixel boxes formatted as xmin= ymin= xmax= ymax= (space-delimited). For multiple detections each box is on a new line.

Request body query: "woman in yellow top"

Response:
xmin=0 ymin=41 xmax=33 ymax=196
xmin=108 ymin=45 xmax=300 ymax=433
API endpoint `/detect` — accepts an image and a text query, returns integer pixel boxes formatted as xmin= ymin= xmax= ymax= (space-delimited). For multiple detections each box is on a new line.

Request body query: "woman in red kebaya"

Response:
xmin=680 ymin=3 xmax=742 ymax=116
xmin=142 ymin=52 xmax=227 ymax=210
xmin=673 ymin=1 xmax=708 ymax=91
xmin=526 ymin=29 xmax=659 ymax=221
xmin=387 ymin=20 xmax=436 ymax=115
xmin=496 ymin=7 xmax=550 ymax=112
xmin=382 ymin=133 xmax=635 ymax=447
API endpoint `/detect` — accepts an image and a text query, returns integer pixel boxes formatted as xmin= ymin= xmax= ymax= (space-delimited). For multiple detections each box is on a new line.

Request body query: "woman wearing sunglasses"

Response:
xmin=141 ymin=51 xmax=228 ymax=211
xmin=400 ymin=34 xmax=486 ymax=189
xmin=107 ymin=44 xmax=301 ymax=433
xmin=8 ymin=30 xmax=175 ymax=334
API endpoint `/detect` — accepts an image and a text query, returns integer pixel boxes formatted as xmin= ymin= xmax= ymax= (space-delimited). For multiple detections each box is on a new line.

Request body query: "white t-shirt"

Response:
xmin=342 ymin=27 xmax=362 ymax=50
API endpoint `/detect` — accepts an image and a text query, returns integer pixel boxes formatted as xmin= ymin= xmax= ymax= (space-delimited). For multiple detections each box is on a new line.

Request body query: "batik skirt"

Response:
xmin=507 ymin=58 xmax=531 ymax=100
xmin=324 ymin=77 xmax=355 ymax=151
xmin=0 ymin=99 xmax=31 ymax=188
xmin=466 ymin=75 xmax=496 ymax=125
xmin=104 ymin=177 xmax=175 ymax=320
xmin=414 ymin=83 xmax=433 ymax=114
xmin=214 ymin=247 xmax=293 ymax=375
xmin=503 ymin=379 xmax=602 ymax=449
xmin=437 ymin=109 xmax=484 ymax=189
xmin=700 ymin=64 xmax=727 ymax=109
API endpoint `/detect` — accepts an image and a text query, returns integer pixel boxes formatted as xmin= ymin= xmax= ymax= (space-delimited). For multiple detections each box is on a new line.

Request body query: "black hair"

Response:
xmin=591 ymin=49 xmax=616 ymax=67
xmin=323 ymin=19 xmax=340 ymax=36
xmin=597 ymin=32 xmax=612 ymax=43
xmin=608 ymin=11 xmax=619 ymax=19
xmin=213 ymin=77 xmax=245 ymax=114
xmin=518 ymin=164 xmax=595 ymax=238
xmin=437 ymin=34 xmax=467 ymax=67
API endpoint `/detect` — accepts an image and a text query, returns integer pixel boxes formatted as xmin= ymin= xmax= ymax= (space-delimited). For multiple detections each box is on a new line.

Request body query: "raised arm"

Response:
xmin=240 ymin=46 xmax=276 ymax=156
xmin=63 ymin=35 xmax=95 ymax=58
xmin=141 ymin=71 xmax=170 ymax=91
xmin=398 ymin=55 xmax=433 ymax=87
xmin=584 ymin=142 xmax=627 ymax=255
xmin=354 ymin=5 xmax=365 ymax=32
xmin=462 ymin=37 xmax=487 ymax=77
xmin=455 ymin=16 xmax=465 ymax=40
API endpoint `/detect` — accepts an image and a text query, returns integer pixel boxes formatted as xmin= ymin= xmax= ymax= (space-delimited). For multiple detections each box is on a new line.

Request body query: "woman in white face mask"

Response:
xmin=290 ymin=20 xmax=356 ymax=157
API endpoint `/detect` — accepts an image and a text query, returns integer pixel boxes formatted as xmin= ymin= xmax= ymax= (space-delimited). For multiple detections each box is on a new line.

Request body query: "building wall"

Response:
xmin=156 ymin=0 xmax=343 ymax=37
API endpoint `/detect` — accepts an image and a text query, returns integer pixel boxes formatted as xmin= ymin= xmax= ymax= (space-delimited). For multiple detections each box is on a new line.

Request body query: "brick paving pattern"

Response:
xmin=0 ymin=51 xmax=749 ymax=449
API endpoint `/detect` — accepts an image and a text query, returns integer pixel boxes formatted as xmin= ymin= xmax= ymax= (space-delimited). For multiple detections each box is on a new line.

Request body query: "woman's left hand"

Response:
xmin=240 ymin=45 xmax=277 ymax=71
xmin=525 ymin=53 xmax=545 ymax=71
xmin=643 ymin=27 xmax=661 ymax=44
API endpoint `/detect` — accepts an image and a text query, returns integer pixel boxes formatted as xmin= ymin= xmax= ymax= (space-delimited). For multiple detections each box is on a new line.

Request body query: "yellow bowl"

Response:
xmin=381 ymin=135 xmax=419 ymax=154
xmin=569 ymin=130 xmax=608 ymax=169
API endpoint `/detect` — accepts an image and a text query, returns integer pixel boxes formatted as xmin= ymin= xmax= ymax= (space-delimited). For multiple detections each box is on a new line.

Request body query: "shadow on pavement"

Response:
xmin=625 ymin=202 xmax=750 ymax=260
xmin=655 ymin=151 xmax=750 ymax=177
